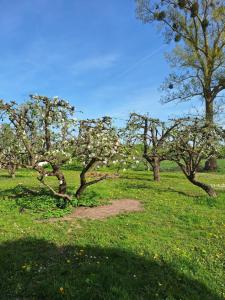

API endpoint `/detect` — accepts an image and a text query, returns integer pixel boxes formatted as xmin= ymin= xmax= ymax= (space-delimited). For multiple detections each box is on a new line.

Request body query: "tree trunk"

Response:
xmin=35 ymin=165 xmax=71 ymax=206
xmin=8 ymin=163 xmax=16 ymax=178
xmin=205 ymin=100 xmax=214 ymax=125
xmin=10 ymin=172 xmax=16 ymax=179
xmin=151 ymin=157 xmax=160 ymax=181
xmin=75 ymin=168 xmax=87 ymax=199
xmin=204 ymin=100 xmax=217 ymax=171
xmin=143 ymin=155 xmax=161 ymax=181
xmin=75 ymin=184 xmax=86 ymax=199
xmin=204 ymin=157 xmax=217 ymax=172
xmin=188 ymin=176 xmax=217 ymax=197
xmin=53 ymin=167 xmax=67 ymax=194
xmin=75 ymin=158 xmax=96 ymax=199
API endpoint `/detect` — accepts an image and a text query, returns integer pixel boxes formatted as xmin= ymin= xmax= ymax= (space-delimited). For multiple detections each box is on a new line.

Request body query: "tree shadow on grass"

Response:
xmin=160 ymin=173 xmax=183 ymax=179
xmin=62 ymin=164 xmax=82 ymax=171
xmin=0 ymin=174 xmax=26 ymax=178
xmin=120 ymin=172 xmax=183 ymax=182
xmin=164 ymin=187 xmax=214 ymax=201
xmin=159 ymin=187 xmax=197 ymax=198
xmin=0 ymin=238 xmax=222 ymax=300
xmin=0 ymin=185 xmax=68 ymax=212
xmin=117 ymin=178 xmax=199 ymax=199
xmin=0 ymin=186 xmax=107 ymax=218
xmin=0 ymin=185 xmax=51 ymax=201
xmin=150 ymin=186 xmax=223 ymax=205
xmin=121 ymin=174 xmax=153 ymax=182
xmin=123 ymin=183 xmax=150 ymax=190
xmin=117 ymin=180 xmax=191 ymax=195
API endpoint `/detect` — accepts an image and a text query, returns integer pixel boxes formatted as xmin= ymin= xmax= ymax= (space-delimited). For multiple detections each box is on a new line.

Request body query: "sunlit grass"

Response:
xmin=0 ymin=165 xmax=224 ymax=299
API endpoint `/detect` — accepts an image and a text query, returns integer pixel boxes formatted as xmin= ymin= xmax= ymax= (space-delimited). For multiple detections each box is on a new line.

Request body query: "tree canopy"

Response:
xmin=136 ymin=0 xmax=225 ymax=124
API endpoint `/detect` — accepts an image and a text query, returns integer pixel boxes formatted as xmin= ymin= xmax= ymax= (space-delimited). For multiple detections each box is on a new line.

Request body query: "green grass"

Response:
xmin=160 ymin=159 xmax=225 ymax=173
xmin=0 ymin=167 xmax=224 ymax=299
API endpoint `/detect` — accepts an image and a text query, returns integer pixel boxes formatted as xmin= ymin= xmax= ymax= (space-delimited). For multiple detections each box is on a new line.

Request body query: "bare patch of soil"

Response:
xmin=45 ymin=199 xmax=143 ymax=222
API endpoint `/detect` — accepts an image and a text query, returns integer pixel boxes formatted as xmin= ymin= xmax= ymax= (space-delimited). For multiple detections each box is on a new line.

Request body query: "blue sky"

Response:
xmin=0 ymin=0 xmax=197 ymax=122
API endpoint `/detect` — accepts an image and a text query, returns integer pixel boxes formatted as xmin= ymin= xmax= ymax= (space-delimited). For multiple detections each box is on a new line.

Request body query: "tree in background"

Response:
xmin=0 ymin=124 xmax=24 ymax=178
xmin=126 ymin=113 xmax=179 ymax=181
xmin=75 ymin=117 xmax=123 ymax=199
xmin=136 ymin=0 xmax=225 ymax=170
xmin=168 ymin=118 xmax=222 ymax=197
xmin=0 ymin=95 xmax=76 ymax=203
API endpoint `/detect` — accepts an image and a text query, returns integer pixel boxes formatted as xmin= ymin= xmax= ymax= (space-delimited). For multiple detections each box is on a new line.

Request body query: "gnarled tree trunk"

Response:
xmin=35 ymin=164 xmax=71 ymax=205
xmin=75 ymin=184 xmax=86 ymax=199
xmin=53 ymin=166 xmax=67 ymax=195
xmin=75 ymin=159 xmax=109 ymax=199
xmin=75 ymin=158 xmax=96 ymax=199
xmin=187 ymin=175 xmax=217 ymax=197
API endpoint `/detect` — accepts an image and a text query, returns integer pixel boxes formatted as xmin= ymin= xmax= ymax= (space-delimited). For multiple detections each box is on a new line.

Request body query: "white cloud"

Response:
xmin=71 ymin=54 xmax=119 ymax=75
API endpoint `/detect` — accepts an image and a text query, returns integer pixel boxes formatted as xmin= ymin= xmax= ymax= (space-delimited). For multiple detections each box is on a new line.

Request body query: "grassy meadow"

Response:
xmin=0 ymin=162 xmax=224 ymax=299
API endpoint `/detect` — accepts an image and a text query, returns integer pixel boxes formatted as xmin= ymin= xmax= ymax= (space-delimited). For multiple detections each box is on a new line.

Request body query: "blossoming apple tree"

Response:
xmin=74 ymin=117 xmax=123 ymax=198
xmin=0 ymin=124 xmax=24 ymax=178
xmin=0 ymin=95 xmax=76 ymax=202
xmin=168 ymin=118 xmax=222 ymax=197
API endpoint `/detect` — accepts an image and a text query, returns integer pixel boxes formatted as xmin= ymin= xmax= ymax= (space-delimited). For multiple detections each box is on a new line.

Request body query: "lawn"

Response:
xmin=0 ymin=166 xmax=224 ymax=299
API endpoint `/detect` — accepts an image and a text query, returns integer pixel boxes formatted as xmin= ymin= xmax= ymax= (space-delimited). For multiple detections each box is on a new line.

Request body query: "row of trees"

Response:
xmin=0 ymin=96 xmax=126 ymax=205
xmin=0 ymin=95 xmax=224 ymax=205
xmin=126 ymin=113 xmax=223 ymax=197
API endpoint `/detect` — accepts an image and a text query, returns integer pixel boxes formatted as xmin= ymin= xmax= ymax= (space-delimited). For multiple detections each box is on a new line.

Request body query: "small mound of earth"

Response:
xmin=46 ymin=199 xmax=143 ymax=222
